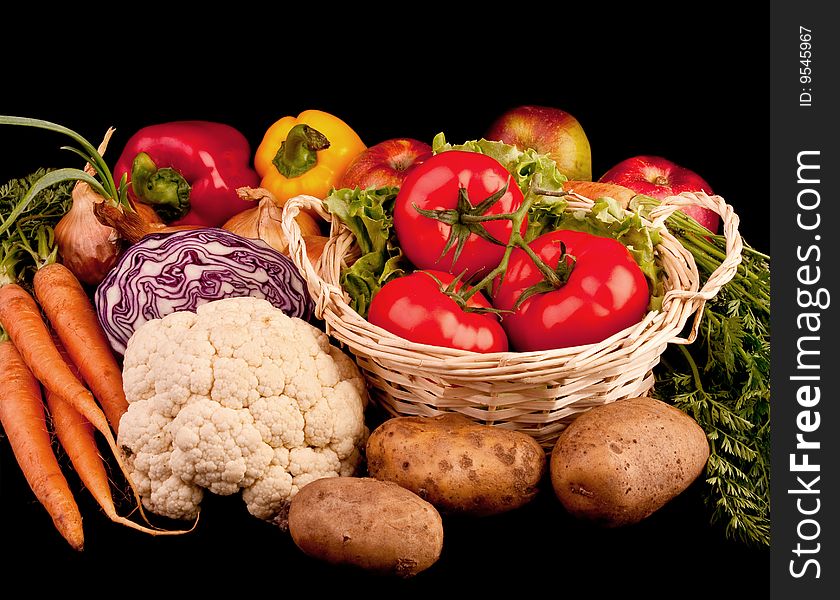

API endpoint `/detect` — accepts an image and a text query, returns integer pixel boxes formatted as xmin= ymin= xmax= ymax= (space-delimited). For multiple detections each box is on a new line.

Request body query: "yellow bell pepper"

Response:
xmin=254 ymin=110 xmax=366 ymax=203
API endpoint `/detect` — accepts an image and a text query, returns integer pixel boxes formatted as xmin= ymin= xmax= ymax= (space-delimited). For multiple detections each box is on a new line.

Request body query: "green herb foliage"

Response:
xmin=1 ymin=169 xmax=73 ymax=283
xmin=0 ymin=168 xmax=73 ymax=339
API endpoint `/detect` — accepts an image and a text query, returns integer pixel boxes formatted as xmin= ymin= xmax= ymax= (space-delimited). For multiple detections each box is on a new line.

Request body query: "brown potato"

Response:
xmin=550 ymin=396 xmax=709 ymax=527
xmin=288 ymin=477 xmax=443 ymax=578
xmin=366 ymin=413 xmax=546 ymax=516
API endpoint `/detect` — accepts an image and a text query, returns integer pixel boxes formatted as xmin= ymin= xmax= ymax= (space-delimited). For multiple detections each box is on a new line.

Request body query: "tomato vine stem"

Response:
xmin=414 ymin=180 xmax=575 ymax=306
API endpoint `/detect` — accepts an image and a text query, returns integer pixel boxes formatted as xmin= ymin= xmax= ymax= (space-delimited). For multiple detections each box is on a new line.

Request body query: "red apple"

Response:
xmin=486 ymin=105 xmax=592 ymax=181
xmin=338 ymin=138 xmax=432 ymax=189
xmin=599 ymin=155 xmax=719 ymax=233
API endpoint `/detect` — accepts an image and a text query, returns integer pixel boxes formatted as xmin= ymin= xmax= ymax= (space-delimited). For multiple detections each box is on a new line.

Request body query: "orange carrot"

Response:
xmin=0 ymin=283 xmax=111 ymax=436
xmin=33 ymin=262 xmax=128 ymax=434
xmin=44 ymin=334 xmax=177 ymax=534
xmin=0 ymin=339 xmax=85 ymax=550
xmin=45 ymin=333 xmax=116 ymax=520
xmin=0 ymin=283 xmax=193 ymax=535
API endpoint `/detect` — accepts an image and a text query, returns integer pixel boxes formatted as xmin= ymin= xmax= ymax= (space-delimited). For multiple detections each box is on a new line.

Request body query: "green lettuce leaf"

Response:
xmin=432 ymin=133 xmax=567 ymax=197
xmin=323 ymin=186 xmax=407 ymax=317
xmin=323 ymin=186 xmax=399 ymax=255
xmin=525 ymin=193 xmax=568 ymax=241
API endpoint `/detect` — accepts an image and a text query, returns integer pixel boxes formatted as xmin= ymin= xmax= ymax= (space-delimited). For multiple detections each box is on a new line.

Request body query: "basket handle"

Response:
xmin=281 ymin=194 xmax=347 ymax=320
xmin=648 ymin=191 xmax=744 ymax=345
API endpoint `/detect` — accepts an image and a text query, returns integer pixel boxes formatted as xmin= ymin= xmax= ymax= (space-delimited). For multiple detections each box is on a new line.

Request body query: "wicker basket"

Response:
xmin=282 ymin=191 xmax=743 ymax=449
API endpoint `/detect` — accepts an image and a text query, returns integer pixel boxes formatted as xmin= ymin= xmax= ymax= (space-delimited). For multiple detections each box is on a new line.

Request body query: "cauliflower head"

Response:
xmin=117 ymin=297 xmax=368 ymax=521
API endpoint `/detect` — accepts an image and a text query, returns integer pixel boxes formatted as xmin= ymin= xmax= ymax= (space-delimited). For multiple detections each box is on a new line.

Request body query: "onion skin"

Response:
xmin=302 ymin=235 xmax=328 ymax=267
xmin=54 ymin=181 xmax=122 ymax=286
xmin=53 ymin=127 xmax=135 ymax=286
xmin=133 ymin=201 xmax=165 ymax=226
xmin=224 ymin=187 xmax=322 ymax=254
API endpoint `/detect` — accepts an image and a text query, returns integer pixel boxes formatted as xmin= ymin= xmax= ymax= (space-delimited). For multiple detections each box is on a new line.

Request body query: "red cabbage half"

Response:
xmin=95 ymin=228 xmax=314 ymax=354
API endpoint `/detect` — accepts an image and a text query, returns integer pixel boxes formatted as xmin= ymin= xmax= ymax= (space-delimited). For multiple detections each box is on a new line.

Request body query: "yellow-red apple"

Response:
xmin=600 ymin=155 xmax=719 ymax=233
xmin=338 ymin=138 xmax=432 ymax=190
xmin=486 ymin=105 xmax=592 ymax=181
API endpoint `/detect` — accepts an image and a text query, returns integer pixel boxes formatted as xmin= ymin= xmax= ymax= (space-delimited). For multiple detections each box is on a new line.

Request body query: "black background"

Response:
xmin=1 ymin=12 xmax=769 ymax=596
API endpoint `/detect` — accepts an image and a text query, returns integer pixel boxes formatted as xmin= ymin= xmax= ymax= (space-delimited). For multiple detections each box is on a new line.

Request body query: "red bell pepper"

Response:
xmin=113 ymin=121 xmax=260 ymax=227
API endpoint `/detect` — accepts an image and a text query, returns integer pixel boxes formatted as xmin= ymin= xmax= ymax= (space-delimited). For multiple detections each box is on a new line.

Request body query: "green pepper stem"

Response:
xmin=272 ymin=124 xmax=331 ymax=178
xmin=131 ymin=152 xmax=192 ymax=222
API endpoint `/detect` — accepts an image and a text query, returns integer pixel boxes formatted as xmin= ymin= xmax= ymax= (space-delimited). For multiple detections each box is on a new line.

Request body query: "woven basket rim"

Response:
xmin=282 ymin=190 xmax=743 ymax=364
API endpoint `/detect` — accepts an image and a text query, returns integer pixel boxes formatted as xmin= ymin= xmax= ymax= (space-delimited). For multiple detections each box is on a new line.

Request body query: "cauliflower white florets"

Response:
xmin=117 ymin=297 xmax=368 ymax=521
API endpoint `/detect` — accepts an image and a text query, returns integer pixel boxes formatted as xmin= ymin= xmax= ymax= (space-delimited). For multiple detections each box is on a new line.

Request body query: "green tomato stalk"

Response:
xmin=413 ymin=180 xmax=576 ymax=311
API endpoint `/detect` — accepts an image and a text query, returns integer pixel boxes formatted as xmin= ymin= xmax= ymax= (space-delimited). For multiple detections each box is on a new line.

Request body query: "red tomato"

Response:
xmin=492 ymin=230 xmax=649 ymax=351
xmin=368 ymin=270 xmax=509 ymax=353
xmin=393 ymin=151 xmax=526 ymax=280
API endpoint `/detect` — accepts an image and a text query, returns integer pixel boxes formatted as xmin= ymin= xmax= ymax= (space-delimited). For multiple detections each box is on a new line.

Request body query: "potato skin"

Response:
xmin=550 ymin=396 xmax=709 ymax=527
xmin=288 ymin=477 xmax=443 ymax=578
xmin=366 ymin=413 xmax=546 ymax=516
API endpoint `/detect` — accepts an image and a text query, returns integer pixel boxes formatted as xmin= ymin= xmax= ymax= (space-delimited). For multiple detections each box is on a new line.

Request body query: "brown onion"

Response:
xmin=224 ymin=187 xmax=322 ymax=254
xmin=54 ymin=179 xmax=122 ymax=285
xmin=302 ymin=234 xmax=329 ymax=268
xmin=53 ymin=129 xmax=135 ymax=285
